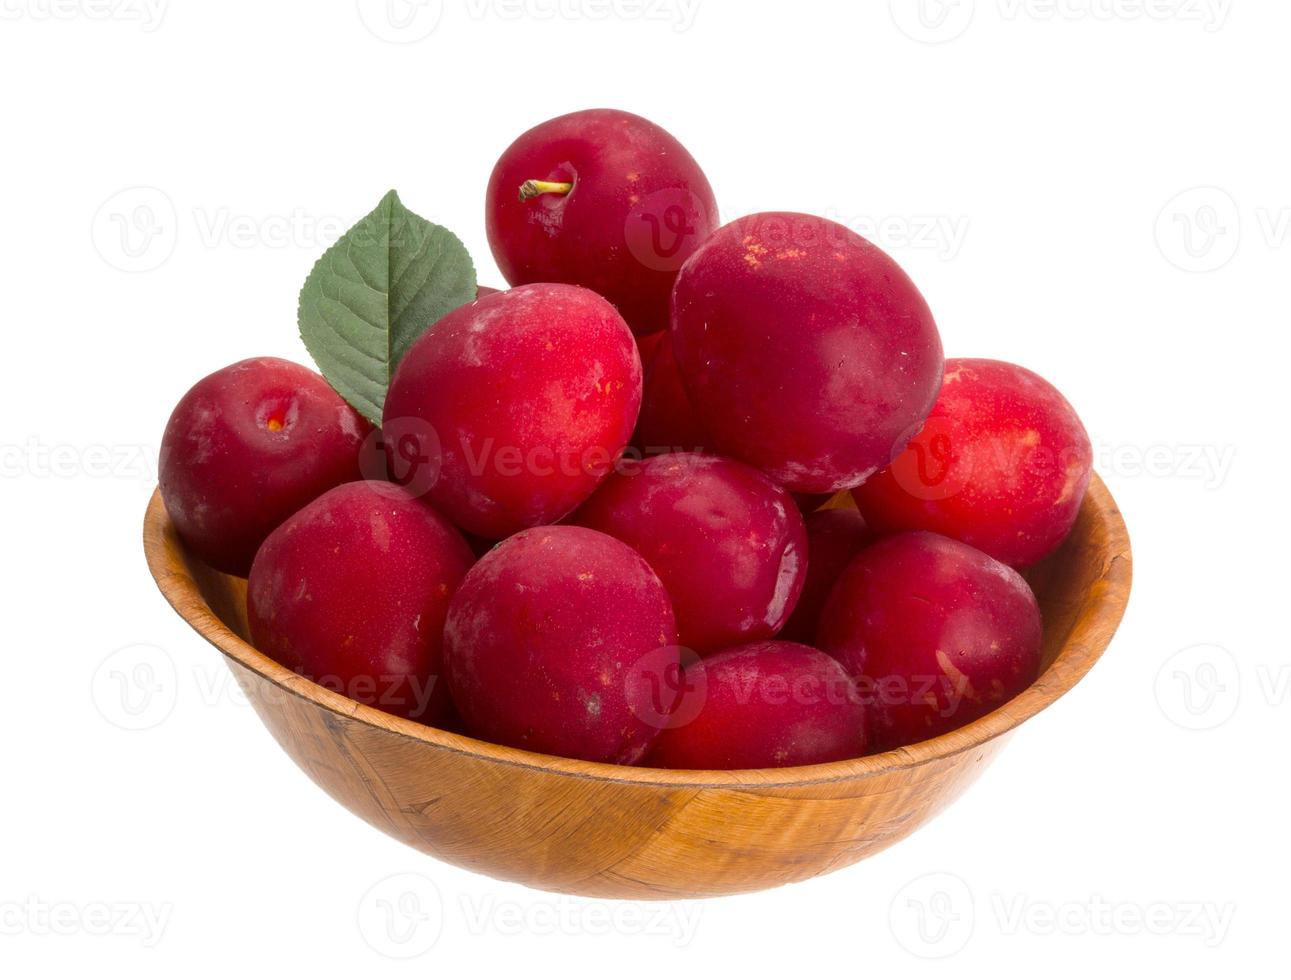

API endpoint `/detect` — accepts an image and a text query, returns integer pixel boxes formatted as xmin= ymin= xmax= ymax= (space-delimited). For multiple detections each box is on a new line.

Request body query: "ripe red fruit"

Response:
xmin=382 ymin=283 xmax=642 ymax=540
xmin=443 ymin=526 xmax=679 ymax=764
xmin=572 ymin=452 xmax=807 ymax=654
xmin=778 ymin=508 xmax=874 ymax=643
xmin=853 ymin=358 xmax=1093 ymax=567
xmin=671 ymin=211 xmax=943 ymax=493
xmin=633 ymin=333 xmax=708 ymax=456
xmin=247 ymin=481 xmax=475 ymax=726
xmin=486 ymin=108 xmax=718 ymax=336
xmin=634 ymin=327 xmax=665 ymax=366
xmin=159 ymin=357 xmax=370 ymax=575
xmin=645 ymin=641 xmax=868 ymax=769
xmin=818 ymin=531 xmax=1042 ymax=751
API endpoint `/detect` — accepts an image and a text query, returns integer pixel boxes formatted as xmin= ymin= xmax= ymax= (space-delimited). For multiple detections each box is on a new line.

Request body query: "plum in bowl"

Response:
xmin=142 ymin=475 xmax=1130 ymax=899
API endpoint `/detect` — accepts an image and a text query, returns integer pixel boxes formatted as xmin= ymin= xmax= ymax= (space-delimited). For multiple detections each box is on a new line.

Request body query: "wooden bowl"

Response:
xmin=143 ymin=474 xmax=1131 ymax=899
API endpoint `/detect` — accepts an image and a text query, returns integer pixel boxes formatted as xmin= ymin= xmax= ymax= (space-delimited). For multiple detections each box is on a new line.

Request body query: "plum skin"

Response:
xmin=670 ymin=211 xmax=943 ymax=493
xmin=634 ymin=328 xmax=665 ymax=367
xmin=633 ymin=332 xmax=708 ymax=457
xmin=645 ymin=641 xmax=868 ymax=769
xmin=247 ymin=481 xmax=475 ymax=726
xmin=778 ymin=508 xmax=874 ymax=643
xmin=572 ymin=452 xmax=807 ymax=655
xmin=159 ymin=356 xmax=370 ymax=576
xmin=382 ymin=283 xmax=642 ymax=540
xmin=486 ymin=108 xmax=718 ymax=337
xmin=443 ymin=525 xmax=679 ymax=764
xmin=853 ymin=357 xmax=1093 ymax=567
xmin=817 ymin=531 xmax=1043 ymax=752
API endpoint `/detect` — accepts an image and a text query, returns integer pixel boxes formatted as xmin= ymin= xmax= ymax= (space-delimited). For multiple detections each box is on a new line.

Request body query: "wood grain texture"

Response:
xmin=142 ymin=474 xmax=1131 ymax=899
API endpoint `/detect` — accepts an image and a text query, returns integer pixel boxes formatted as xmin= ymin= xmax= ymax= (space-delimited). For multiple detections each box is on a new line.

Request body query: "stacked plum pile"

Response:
xmin=159 ymin=109 xmax=1092 ymax=770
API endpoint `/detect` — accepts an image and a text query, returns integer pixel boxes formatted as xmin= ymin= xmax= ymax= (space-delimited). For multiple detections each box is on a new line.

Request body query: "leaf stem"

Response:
xmin=518 ymin=179 xmax=574 ymax=202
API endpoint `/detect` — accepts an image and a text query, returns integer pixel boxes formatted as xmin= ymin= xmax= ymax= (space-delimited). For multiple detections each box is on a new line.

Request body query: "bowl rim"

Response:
xmin=143 ymin=473 xmax=1131 ymax=790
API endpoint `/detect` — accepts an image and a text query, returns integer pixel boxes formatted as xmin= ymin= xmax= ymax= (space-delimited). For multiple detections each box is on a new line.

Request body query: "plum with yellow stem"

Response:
xmin=486 ymin=108 xmax=717 ymax=337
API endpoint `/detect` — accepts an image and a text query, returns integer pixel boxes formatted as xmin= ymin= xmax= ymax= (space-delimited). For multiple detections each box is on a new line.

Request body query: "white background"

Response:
xmin=0 ymin=0 xmax=1282 ymax=975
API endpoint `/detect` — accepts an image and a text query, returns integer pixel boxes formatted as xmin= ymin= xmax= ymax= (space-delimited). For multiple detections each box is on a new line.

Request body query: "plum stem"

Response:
xmin=518 ymin=179 xmax=573 ymax=202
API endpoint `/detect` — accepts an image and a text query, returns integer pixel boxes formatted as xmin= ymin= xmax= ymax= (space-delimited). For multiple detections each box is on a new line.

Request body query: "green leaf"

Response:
xmin=297 ymin=190 xmax=477 ymax=423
